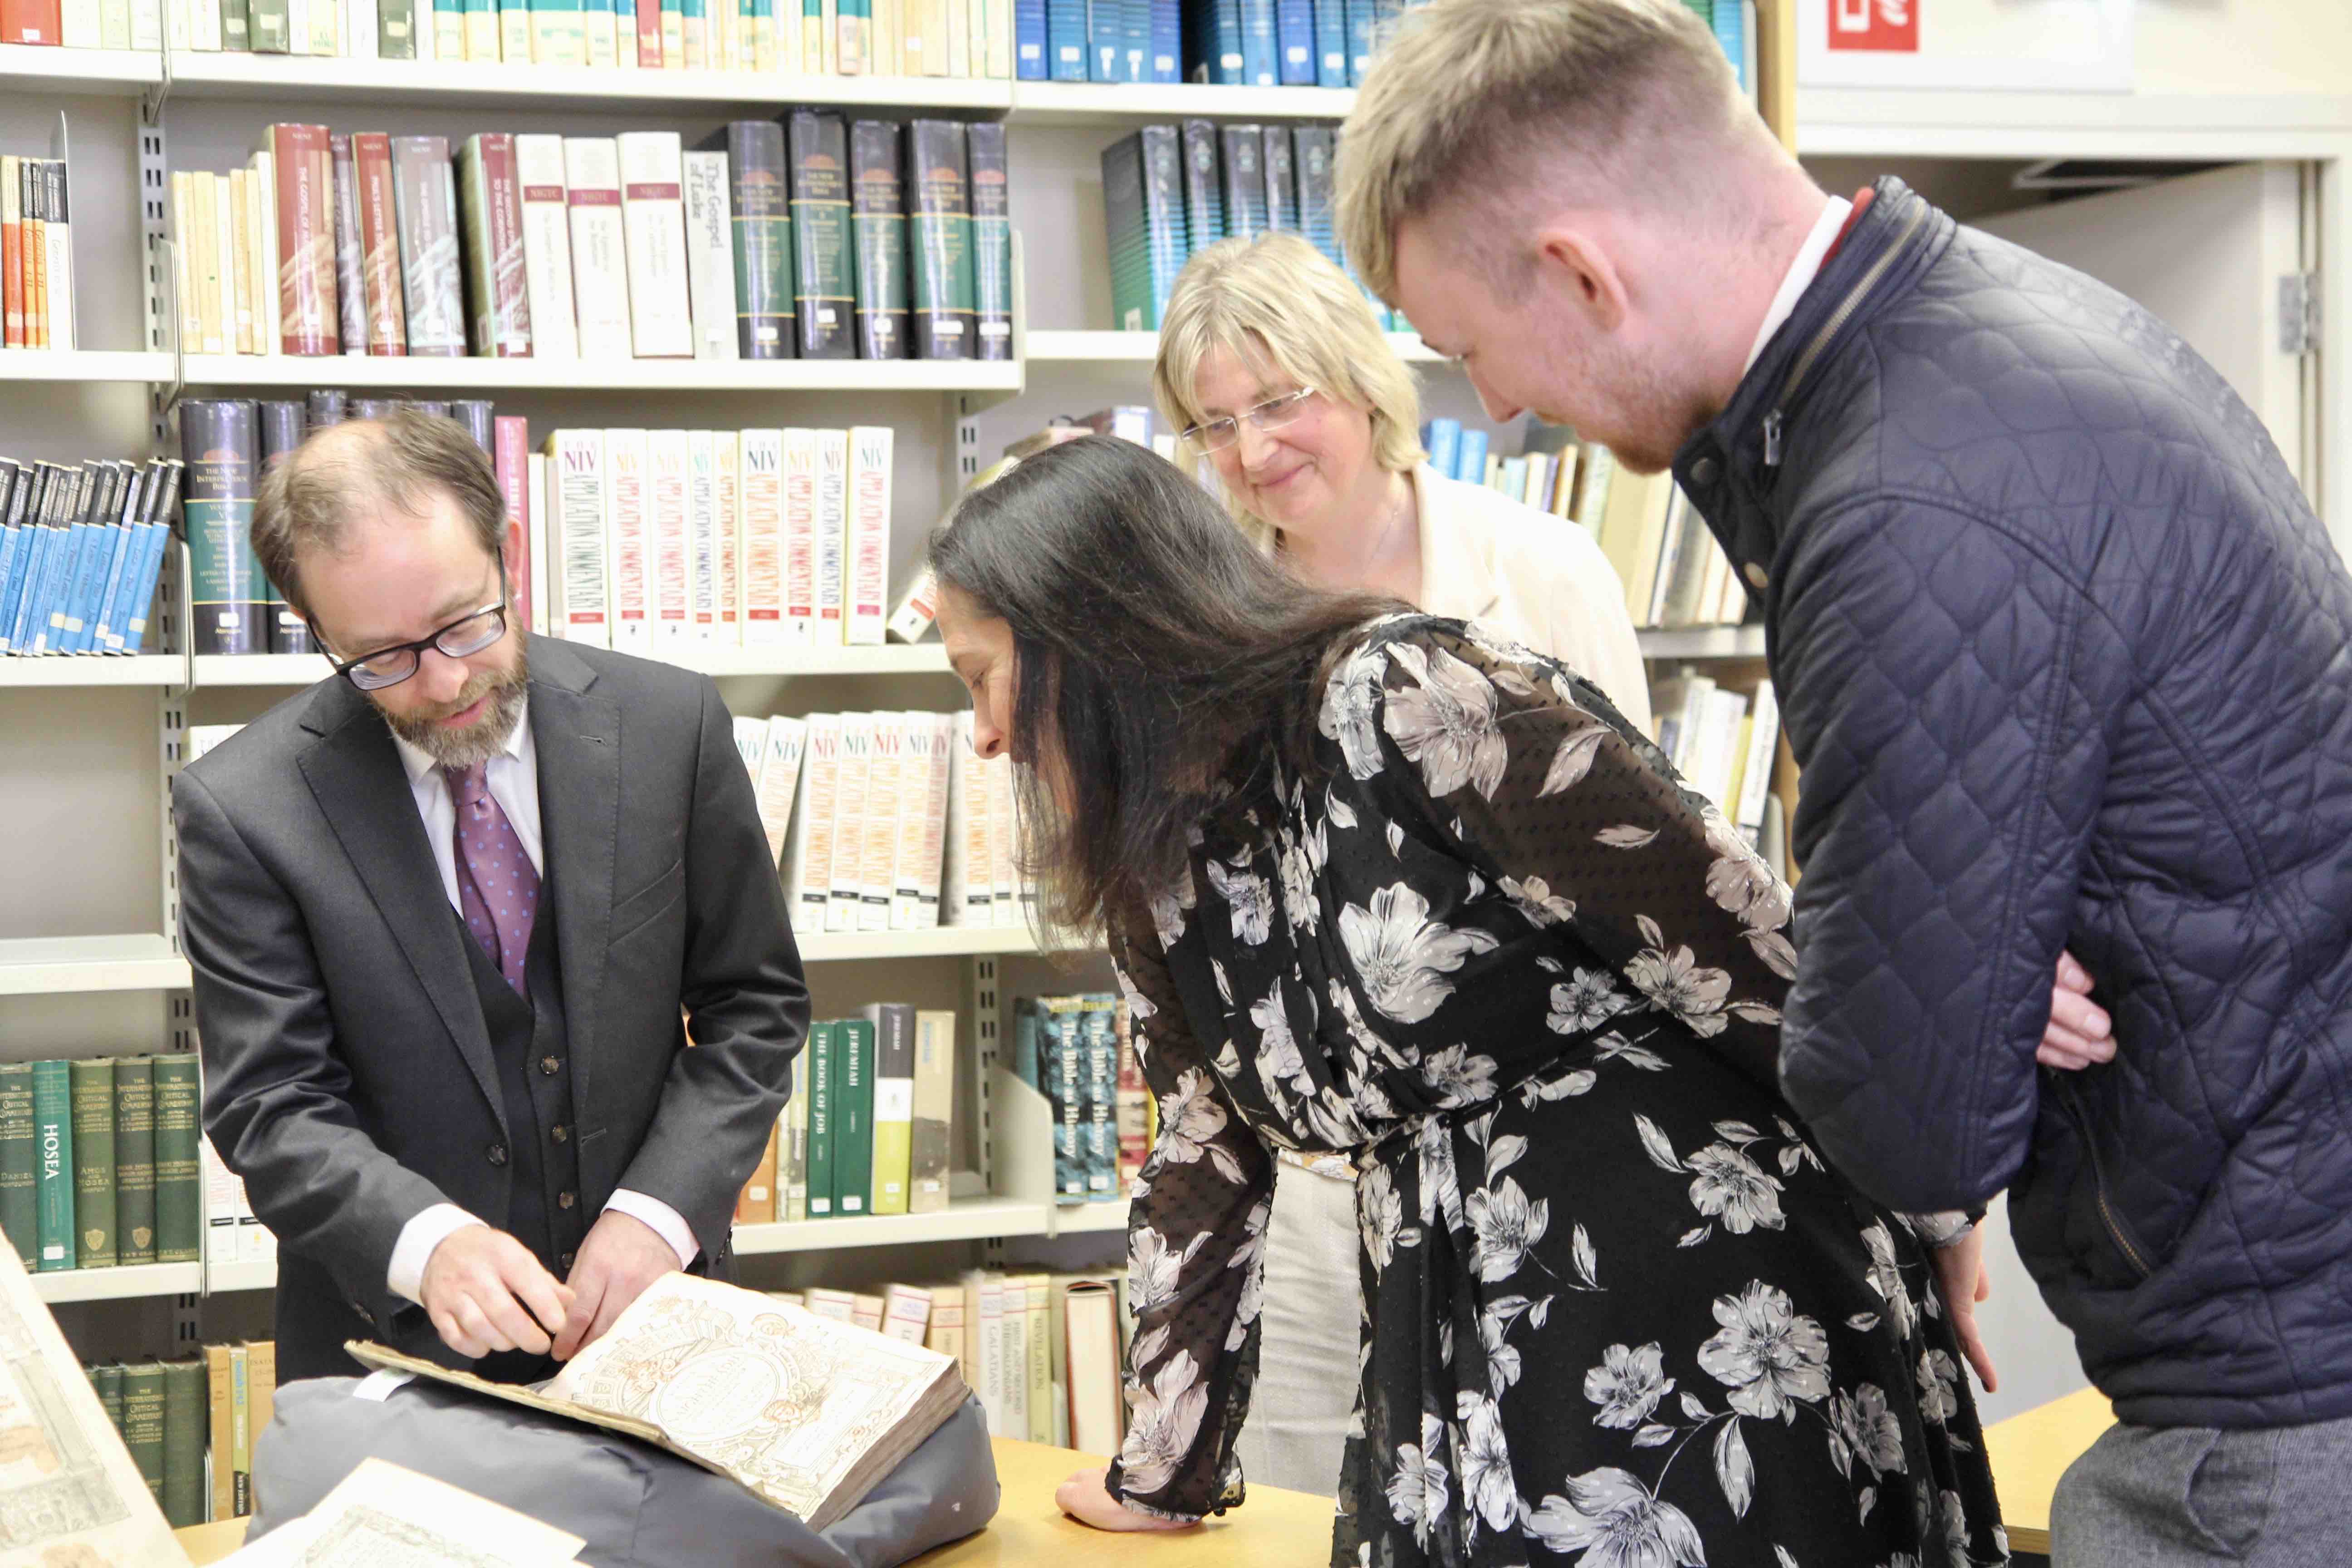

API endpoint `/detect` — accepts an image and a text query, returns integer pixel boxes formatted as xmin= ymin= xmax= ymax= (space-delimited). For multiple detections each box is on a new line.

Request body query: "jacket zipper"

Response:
xmin=1762 ymin=199 xmax=1932 ymax=470
xmin=2056 ymin=1078 xmax=2152 ymax=1279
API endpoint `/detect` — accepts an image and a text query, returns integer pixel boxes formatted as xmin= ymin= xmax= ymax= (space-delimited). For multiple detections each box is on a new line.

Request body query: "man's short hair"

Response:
xmin=252 ymin=408 xmax=508 ymax=620
xmin=1337 ymin=0 xmax=1741 ymax=300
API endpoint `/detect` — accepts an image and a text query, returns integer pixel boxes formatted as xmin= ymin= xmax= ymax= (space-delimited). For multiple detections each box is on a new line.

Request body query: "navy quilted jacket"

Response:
xmin=1672 ymin=178 xmax=2352 ymax=1430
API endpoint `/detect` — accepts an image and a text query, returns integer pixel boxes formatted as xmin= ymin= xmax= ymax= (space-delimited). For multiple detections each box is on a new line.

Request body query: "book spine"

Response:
xmin=228 ymin=1344 xmax=250 ymax=1517
xmin=1115 ymin=998 xmax=1147 ymax=1188
xmin=122 ymin=1365 xmax=166 ymax=1507
xmin=726 ymin=122 xmax=794 ymax=362
xmin=1014 ymin=0 xmax=1041 ymax=78
xmin=786 ymin=112 xmax=853 ymax=359
xmin=514 ymin=135 xmax=577 ymax=362
xmin=833 ymin=1018 xmax=873 ymax=1216
xmin=909 ymin=1009 xmax=954 ymax=1212
xmin=329 ymin=136 xmax=368 ymax=357
xmin=846 ymin=119 xmax=909 ymax=362
xmin=1342 ymin=0 xmax=1368 ymax=81
xmin=353 ymin=134 xmax=408 ymax=357
xmin=271 ymin=125 xmax=338 ymax=355
xmin=906 ymin=119 xmax=974 ymax=359
xmin=648 ymin=429 xmax=691 ymax=641
xmin=617 ymin=132 xmax=692 ymax=358
xmin=2 ymin=158 xmax=21 ymax=349
xmin=782 ymin=712 xmax=839 ymax=926
xmin=686 ymin=429 xmax=718 ymax=635
xmin=781 ymin=428 xmax=817 ymax=639
xmin=827 ymin=712 xmax=871 ymax=929
xmin=805 ymin=1019 xmax=835 ymax=1216
xmin=392 ymin=137 xmax=465 ymax=356
xmin=1045 ymin=0 xmax=1083 ymax=78
xmin=95 ymin=1363 xmax=125 ymax=1445
xmin=888 ymin=713 xmax=931 ymax=927
xmin=562 ymin=139 xmax=632 ymax=359
xmin=866 ymin=1004 xmax=914 ymax=1215
xmin=856 ymin=715 xmax=902 ymax=930
xmin=780 ymin=1049 xmax=808 ymax=1222
xmin=603 ymin=427 xmax=650 ymax=648
xmin=40 ymin=159 xmax=72 ymax=351
xmin=378 ymin=0 xmax=414 ymax=53
xmin=750 ymin=714 xmax=805 ymax=862
xmin=545 ymin=430 xmax=609 ymax=644
xmin=1218 ymin=123 xmax=1264 ymax=239
xmin=527 ymin=453 xmax=549 ymax=631
xmin=178 ymin=400 xmax=266 ymax=656
xmin=1083 ymin=1000 xmax=1117 ymax=1197
xmin=161 ymin=1358 xmax=206 ymax=1529
xmin=681 ymin=151 xmax=739 ymax=361
xmin=32 ymin=1061 xmax=73 ymax=1271
xmin=494 ymin=417 xmax=531 ymax=631
xmin=152 ymin=1056 xmax=202 ymax=1264
xmin=1259 ymin=122 xmax=1294 ymax=232
xmin=844 ymin=425 xmax=889 ymax=645
xmin=966 ymin=121 xmax=1012 ymax=360
xmin=113 ymin=1058 xmax=156 ymax=1266
xmin=466 ymin=134 xmax=532 ymax=357
xmin=812 ymin=429 xmax=847 ymax=642
xmin=70 ymin=1059 xmax=116 ymax=1270
xmin=738 ymin=428 xmax=784 ymax=642
xmin=713 ymin=431 xmax=740 ymax=643
xmin=0 ymin=1064 xmax=32 ymax=1269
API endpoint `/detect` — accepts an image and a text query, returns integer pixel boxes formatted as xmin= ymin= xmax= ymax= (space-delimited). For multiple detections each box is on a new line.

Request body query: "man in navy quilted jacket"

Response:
xmin=1341 ymin=2 xmax=2352 ymax=1562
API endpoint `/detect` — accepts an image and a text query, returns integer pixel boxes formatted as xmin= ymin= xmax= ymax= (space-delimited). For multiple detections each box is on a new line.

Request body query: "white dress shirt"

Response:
xmin=383 ymin=696 xmax=700 ymax=1305
xmin=1743 ymin=194 xmax=1853 ymax=377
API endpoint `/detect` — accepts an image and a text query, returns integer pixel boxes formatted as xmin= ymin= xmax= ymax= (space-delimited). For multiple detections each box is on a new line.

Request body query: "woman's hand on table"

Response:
xmin=1055 ymin=1468 xmax=1197 ymax=1533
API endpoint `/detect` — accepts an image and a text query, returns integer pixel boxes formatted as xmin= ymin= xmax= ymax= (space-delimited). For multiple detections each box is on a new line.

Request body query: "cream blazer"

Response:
xmin=1412 ymin=463 xmax=1653 ymax=736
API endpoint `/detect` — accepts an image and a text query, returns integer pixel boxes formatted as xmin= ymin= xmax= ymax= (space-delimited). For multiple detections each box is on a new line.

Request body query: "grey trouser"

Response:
xmin=1232 ymin=1159 xmax=1358 ymax=1499
xmin=2052 ymin=1411 xmax=2352 ymax=1567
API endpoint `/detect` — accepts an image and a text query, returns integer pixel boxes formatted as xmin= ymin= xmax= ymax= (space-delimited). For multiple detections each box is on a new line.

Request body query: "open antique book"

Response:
xmin=0 ymin=1244 xmax=188 ymax=1568
xmin=348 ymin=1273 xmax=970 ymax=1533
xmin=220 ymin=1458 xmax=585 ymax=1567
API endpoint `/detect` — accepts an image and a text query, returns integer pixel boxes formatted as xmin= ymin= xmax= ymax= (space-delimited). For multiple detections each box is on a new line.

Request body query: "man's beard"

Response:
xmin=382 ymin=642 xmax=529 ymax=769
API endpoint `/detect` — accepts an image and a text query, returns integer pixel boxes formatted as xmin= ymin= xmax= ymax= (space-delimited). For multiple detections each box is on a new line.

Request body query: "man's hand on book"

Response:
xmin=553 ymin=1209 xmax=681 ymax=1361
xmin=1055 ymin=1469 xmax=1195 ymax=1533
xmin=420 ymin=1225 xmax=575 ymax=1362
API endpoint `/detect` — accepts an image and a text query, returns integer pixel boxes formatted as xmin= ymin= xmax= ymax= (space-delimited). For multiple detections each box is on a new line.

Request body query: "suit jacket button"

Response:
xmin=558 ymin=1191 xmax=576 ymax=1210
xmin=551 ymin=1124 xmax=569 ymax=1143
xmin=540 ymin=1055 xmax=561 ymax=1076
xmin=560 ymin=1252 xmax=576 ymax=1271
xmin=1744 ymin=562 xmax=1771 ymax=590
xmin=487 ymin=1143 xmax=508 ymax=1166
xmin=1690 ymin=456 xmax=1720 ymax=487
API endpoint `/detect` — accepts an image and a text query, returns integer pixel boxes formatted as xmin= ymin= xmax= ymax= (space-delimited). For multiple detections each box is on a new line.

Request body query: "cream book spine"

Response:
xmin=826 ymin=712 xmax=873 ymax=934
xmin=648 ymin=429 xmax=694 ymax=644
xmin=714 ymin=431 xmax=741 ymax=645
xmin=780 ymin=1052 xmax=809 ymax=1223
xmin=226 ymin=168 xmax=254 ymax=355
xmin=844 ymin=425 xmax=891 ymax=646
xmin=923 ymin=1278 xmax=965 ymax=1365
xmin=170 ymin=173 xmax=199 ymax=354
xmin=686 ymin=428 xmax=719 ymax=640
xmin=780 ymin=713 xmax=842 ymax=932
xmin=908 ymin=1009 xmax=954 ymax=1214
xmin=813 ymin=428 xmax=848 ymax=645
xmin=857 ymin=714 xmax=906 ymax=933
xmin=603 ymin=427 xmax=653 ymax=652
xmin=802 ymin=1287 xmax=856 ymax=1323
xmin=544 ymin=429 xmax=610 ymax=646
xmin=347 ymin=0 xmax=377 ymax=54
xmin=881 ymin=1284 xmax=931 ymax=1347
xmin=739 ymin=429 xmax=787 ymax=645
xmin=913 ymin=711 xmax=953 ymax=929
xmin=963 ymin=1272 xmax=1004 ymax=1433
xmin=782 ymin=428 xmax=820 ymax=644
xmin=888 ymin=711 xmax=933 ymax=930
xmin=941 ymin=710 xmax=993 ymax=927
xmin=988 ymin=752 xmax=1019 ymax=926
xmin=201 ymin=1137 xmax=242 ymax=1266
xmin=1021 ymin=1274 xmax=1051 ymax=1445
xmin=561 ymin=138 xmax=632 ymax=360
xmin=250 ymin=150 xmax=282 ymax=356
xmin=211 ymin=175 xmax=235 ymax=359
xmin=996 ymin=1274 xmax=1027 ymax=1441
xmin=526 ymin=451 xmax=551 ymax=634
xmin=616 ymin=132 xmax=693 ymax=358
xmin=731 ymin=716 xmax=769 ymax=778
xmin=751 ymin=715 xmax=808 ymax=866
xmin=682 ymin=151 xmax=740 ymax=361
xmin=513 ymin=135 xmax=578 ymax=361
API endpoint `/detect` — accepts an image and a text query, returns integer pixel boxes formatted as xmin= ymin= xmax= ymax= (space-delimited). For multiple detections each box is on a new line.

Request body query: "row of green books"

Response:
xmin=84 ymin=1354 xmax=209 ymax=1529
xmin=0 ymin=1055 xmax=204 ymax=1274
xmin=741 ymin=1004 xmax=959 ymax=1225
xmin=1012 ymin=993 xmax=1149 ymax=1204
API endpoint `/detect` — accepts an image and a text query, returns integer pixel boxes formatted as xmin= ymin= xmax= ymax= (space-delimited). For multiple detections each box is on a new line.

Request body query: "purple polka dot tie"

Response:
xmin=446 ymin=761 xmax=539 ymax=995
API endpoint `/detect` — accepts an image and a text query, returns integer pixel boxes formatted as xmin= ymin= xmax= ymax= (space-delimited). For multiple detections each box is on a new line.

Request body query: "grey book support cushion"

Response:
xmin=250 ymin=1376 xmax=999 ymax=1567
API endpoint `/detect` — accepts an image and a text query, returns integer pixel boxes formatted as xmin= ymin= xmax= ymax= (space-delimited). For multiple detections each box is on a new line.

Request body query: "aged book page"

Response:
xmin=220 ymin=1458 xmax=583 ymax=1567
xmin=351 ymin=1274 xmax=967 ymax=1532
xmin=0 ymin=1246 xmax=187 ymax=1568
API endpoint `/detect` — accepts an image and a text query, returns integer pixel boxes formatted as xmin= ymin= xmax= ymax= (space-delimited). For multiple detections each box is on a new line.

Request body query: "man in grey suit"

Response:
xmin=176 ymin=410 xmax=808 ymax=1384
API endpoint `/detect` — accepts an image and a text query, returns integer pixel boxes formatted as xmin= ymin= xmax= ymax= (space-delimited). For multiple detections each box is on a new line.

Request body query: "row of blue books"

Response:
xmin=0 ymin=458 xmax=179 ymax=657
xmin=1016 ymin=0 xmax=1406 ymax=87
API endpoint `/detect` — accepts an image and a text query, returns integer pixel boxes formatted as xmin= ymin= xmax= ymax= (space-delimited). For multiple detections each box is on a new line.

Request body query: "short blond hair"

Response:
xmin=1153 ymin=232 xmax=1425 ymax=548
xmin=1338 ymin=0 xmax=1747 ymax=300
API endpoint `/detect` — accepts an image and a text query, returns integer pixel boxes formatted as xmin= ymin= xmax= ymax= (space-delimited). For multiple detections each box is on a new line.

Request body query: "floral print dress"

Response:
xmin=1102 ymin=616 xmax=2008 ymax=1568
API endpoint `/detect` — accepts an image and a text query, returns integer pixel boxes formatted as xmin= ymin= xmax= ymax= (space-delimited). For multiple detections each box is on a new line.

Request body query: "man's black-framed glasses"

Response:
xmin=332 ymin=598 xmax=509 ymax=691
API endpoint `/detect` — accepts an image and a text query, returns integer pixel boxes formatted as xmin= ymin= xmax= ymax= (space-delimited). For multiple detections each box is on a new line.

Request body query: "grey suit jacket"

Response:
xmin=174 ymin=635 xmax=808 ymax=1364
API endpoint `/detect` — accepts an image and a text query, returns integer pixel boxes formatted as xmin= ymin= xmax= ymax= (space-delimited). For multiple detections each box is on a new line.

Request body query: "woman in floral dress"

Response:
xmin=930 ymin=435 xmax=2008 ymax=1568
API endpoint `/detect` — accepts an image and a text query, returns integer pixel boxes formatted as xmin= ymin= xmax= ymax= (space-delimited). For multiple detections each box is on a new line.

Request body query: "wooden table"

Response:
xmin=174 ymin=1438 xmax=1341 ymax=1565
xmin=1983 ymin=1385 xmax=2118 ymax=1557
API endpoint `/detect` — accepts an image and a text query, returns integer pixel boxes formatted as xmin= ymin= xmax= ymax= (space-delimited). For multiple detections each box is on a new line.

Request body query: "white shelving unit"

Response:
xmin=0 ymin=42 xmax=158 ymax=93
xmin=177 ymin=356 xmax=1024 ymax=394
xmin=798 ymin=926 xmax=1053 ymax=963
xmin=1006 ymin=80 xmax=1355 ymax=123
xmin=0 ymin=657 xmax=187 ymax=687
xmin=734 ymin=1196 xmax=1053 ymax=1257
xmin=0 ymin=936 xmax=191 ymax=997
xmin=1027 ymin=328 xmax=1442 ymax=364
xmin=184 ymin=643 xmax=953 ymax=689
xmin=164 ymin=54 xmax=1017 ymax=112
xmin=31 ymin=1263 xmax=207 ymax=1304
xmin=1638 ymin=625 xmax=1766 ymax=662
xmin=0 ymin=351 xmax=175 ymax=384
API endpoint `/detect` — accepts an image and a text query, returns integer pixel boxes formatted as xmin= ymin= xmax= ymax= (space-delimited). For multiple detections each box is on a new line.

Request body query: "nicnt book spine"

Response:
xmin=113 ymin=1057 xmax=156 ymax=1266
xmin=180 ymin=399 xmax=266 ymax=655
xmin=682 ymin=151 xmax=739 ymax=362
xmin=751 ymin=714 xmax=808 ymax=865
xmin=739 ymin=428 xmax=786 ymax=644
xmin=786 ymin=111 xmax=853 ymax=359
xmin=724 ymin=120 xmax=794 ymax=361
xmin=966 ymin=122 xmax=1012 ymax=361
xmin=989 ymin=752 xmax=1019 ymax=923
xmin=271 ymin=124 xmax=339 ymax=355
xmin=391 ymin=136 xmax=465 ymax=357
xmin=329 ymin=135 xmax=369 ymax=357
xmin=561 ymin=138 xmax=632 ymax=360
xmin=353 ymin=134 xmax=408 ymax=357
xmin=905 ymin=119 xmax=974 ymax=360
xmin=844 ymin=424 xmax=889 ymax=645
xmin=847 ymin=120 xmax=909 ymax=362
xmin=513 ymin=135 xmax=578 ymax=361
xmin=617 ymin=132 xmax=693 ymax=358
xmin=603 ymin=427 xmax=652 ymax=651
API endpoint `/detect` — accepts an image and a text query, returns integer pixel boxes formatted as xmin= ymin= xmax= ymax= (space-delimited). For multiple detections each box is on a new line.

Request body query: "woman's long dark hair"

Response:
xmin=927 ymin=435 xmax=1398 ymax=938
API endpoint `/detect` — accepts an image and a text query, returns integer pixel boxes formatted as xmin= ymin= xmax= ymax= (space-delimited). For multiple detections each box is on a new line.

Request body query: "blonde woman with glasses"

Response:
xmin=1151 ymin=232 xmax=1652 ymax=1503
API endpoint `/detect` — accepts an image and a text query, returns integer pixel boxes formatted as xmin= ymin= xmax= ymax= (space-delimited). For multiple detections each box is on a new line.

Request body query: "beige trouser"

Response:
xmin=1232 ymin=1159 xmax=1359 ymax=1499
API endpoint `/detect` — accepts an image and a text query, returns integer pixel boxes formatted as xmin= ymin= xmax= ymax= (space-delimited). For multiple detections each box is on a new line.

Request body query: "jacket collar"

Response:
xmin=1670 ymin=176 xmax=1947 ymax=601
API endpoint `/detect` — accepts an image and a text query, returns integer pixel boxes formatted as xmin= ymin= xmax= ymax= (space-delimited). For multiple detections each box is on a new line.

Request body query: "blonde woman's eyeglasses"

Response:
xmin=1182 ymin=387 xmax=1318 ymax=453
